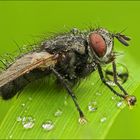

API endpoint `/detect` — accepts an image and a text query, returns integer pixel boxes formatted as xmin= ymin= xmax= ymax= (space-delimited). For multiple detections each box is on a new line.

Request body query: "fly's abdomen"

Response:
xmin=0 ymin=69 xmax=49 ymax=100
xmin=0 ymin=51 xmax=57 ymax=100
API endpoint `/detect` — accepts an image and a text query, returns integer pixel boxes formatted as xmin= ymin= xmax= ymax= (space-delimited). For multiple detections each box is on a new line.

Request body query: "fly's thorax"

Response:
xmin=41 ymin=32 xmax=88 ymax=56
xmin=87 ymin=28 xmax=114 ymax=64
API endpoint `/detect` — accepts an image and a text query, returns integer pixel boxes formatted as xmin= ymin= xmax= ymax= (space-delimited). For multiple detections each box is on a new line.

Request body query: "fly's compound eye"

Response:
xmin=89 ymin=33 xmax=107 ymax=57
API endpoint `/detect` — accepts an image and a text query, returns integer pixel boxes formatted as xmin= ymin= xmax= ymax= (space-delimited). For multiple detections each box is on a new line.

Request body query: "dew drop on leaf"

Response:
xmin=117 ymin=101 xmax=125 ymax=109
xmin=54 ymin=109 xmax=63 ymax=117
xmin=9 ymin=135 xmax=12 ymax=139
xmin=22 ymin=116 xmax=35 ymax=129
xmin=96 ymin=92 xmax=102 ymax=96
xmin=64 ymin=96 xmax=68 ymax=106
xmin=111 ymin=96 xmax=116 ymax=100
xmin=23 ymin=121 xmax=35 ymax=129
xmin=100 ymin=117 xmax=107 ymax=123
xmin=42 ymin=121 xmax=54 ymax=131
xmin=88 ymin=101 xmax=97 ymax=112
xmin=21 ymin=103 xmax=25 ymax=107
xmin=16 ymin=116 xmax=22 ymax=122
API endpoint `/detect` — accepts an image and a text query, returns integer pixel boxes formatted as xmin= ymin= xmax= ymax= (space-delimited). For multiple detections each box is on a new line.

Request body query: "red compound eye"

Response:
xmin=89 ymin=33 xmax=106 ymax=57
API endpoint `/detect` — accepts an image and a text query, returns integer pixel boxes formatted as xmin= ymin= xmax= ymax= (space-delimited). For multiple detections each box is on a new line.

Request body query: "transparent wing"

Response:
xmin=0 ymin=52 xmax=57 ymax=87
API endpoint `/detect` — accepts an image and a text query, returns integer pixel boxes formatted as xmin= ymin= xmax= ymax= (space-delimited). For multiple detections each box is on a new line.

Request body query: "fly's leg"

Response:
xmin=51 ymin=68 xmax=87 ymax=124
xmin=96 ymin=63 xmax=125 ymax=98
xmin=112 ymin=61 xmax=136 ymax=106
xmin=97 ymin=63 xmax=136 ymax=106
xmin=112 ymin=61 xmax=128 ymax=95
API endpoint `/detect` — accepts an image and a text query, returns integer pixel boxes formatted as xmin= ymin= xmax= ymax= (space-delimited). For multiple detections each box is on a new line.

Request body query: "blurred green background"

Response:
xmin=0 ymin=1 xmax=140 ymax=139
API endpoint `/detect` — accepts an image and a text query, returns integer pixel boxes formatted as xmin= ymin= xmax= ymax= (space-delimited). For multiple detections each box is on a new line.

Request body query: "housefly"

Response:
xmin=0 ymin=28 xmax=136 ymax=124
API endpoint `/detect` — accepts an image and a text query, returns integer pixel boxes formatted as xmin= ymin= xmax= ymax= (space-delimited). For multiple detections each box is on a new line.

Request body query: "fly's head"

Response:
xmin=87 ymin=28 xmax=131 ymax=64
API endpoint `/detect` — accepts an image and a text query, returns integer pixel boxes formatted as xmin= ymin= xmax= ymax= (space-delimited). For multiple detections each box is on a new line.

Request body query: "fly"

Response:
xmin=0 ymin=27 xmax=137 ymax=124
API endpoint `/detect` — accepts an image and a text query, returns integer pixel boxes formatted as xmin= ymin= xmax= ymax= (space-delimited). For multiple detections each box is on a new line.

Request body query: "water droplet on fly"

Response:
xmin=100 ymin=117 xmax=107 ymax=123
xmin=42 ymin=121 xmax=54 ymax=131
xmin=105 ymin=63 xmax=129 ymax=85
xmin=22 ymin=116 xmax=35 ymax=129
xmin=88 ymin=101 xmax=97 ymax=112
xmin=54 ymin=109 xmax=63 ymax=117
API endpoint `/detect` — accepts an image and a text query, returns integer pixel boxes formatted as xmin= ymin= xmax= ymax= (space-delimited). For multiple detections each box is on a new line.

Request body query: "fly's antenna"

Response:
xmin=119 ymin=27 xmax=128 ymax=34
xmin=112 ymin=27 xmax=131 ymax=46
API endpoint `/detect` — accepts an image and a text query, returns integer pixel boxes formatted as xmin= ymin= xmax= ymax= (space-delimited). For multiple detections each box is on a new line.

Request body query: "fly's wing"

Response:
xmin=0 ymin=52 xmax=57 ymax=87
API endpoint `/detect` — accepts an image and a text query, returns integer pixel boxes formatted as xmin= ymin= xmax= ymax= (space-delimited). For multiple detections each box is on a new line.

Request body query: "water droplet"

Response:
xmin=64 ymin=96 xmax=68 ymax=106
xmin=21 ymin=103 xmax=25 ymax=107
xmin=96 ymin=92 xmax=102 ymax=96
xmin=64 ymin=100 xmax=68 ymax=106
xmin=54 ymin=109 xmax=63 ymax=117
xmin=117 ymin=101 xmax=125 ymax=109
xmin=16 ymin=116 xmax=22 ymax=122
xmin=22 ymin=116 xmax=35 ymax=129
xmin=22 ymin=116 xmax=26 ymax=122
xmin=9 ymin=135 xmax=12 ymax=139
xmin=105 ymin=63 xmax=129 ymax=85
xmin=106 ymin=81 xmax=116 ymax=87
xmin=111 ymin=96 xmax=116 ymax=100
xmin=88 ymin=101 xmax=97 ymax=112
xmin=42 ymin=121 xmax=54 ymax=131
xmin=100 ymin=117 xmax=107 ymax=123
xmin=23 ymin=121 xmax=34 ymax=129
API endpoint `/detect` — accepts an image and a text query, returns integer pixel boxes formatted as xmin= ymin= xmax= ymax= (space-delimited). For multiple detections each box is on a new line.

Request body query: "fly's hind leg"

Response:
xmin=51 ymin=68 xmax=87 ymax=124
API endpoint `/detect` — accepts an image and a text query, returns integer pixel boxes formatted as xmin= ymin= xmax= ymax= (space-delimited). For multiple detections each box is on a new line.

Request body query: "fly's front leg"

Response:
xmin=51 ymin=68 xmax=87 ymax=124
xmin=112 ymin=61 xmax=137 ymax=106
xmin=97 ymin=63 xmax=126 ymax=98
xmin=97 ymin=63 xmax=136 ymax=107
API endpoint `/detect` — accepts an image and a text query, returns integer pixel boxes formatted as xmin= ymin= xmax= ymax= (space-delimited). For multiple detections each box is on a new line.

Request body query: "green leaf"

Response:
xmin=0 ymin=52 xmax=140 ymax=139
xmin=0 ymin=1 xmax=140 ymax=139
